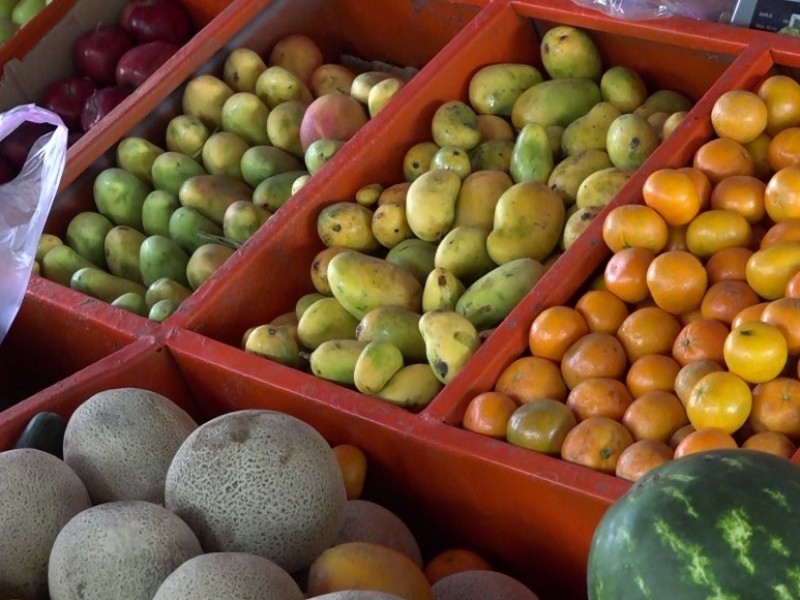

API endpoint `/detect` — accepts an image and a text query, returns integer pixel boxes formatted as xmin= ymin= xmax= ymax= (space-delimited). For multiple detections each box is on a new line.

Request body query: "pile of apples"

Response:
xmin=43 ymin=0 xmax=193 ymax=134
xmin=0 ymin=0 xmax=193 ymax=183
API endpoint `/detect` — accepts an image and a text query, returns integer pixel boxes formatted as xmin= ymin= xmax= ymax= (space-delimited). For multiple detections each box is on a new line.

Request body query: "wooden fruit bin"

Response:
xmin=7 ymin=0 xmax=800 ymax=599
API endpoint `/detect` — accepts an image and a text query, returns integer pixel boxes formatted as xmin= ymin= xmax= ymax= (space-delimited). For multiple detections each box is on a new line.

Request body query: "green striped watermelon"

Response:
xmin=588 ymin=449 xmax=800 ymax=599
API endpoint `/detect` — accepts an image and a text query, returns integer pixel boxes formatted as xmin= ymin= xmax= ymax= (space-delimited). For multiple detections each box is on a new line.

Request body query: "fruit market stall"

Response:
xmin=5 ymin=0 xmax=800 ymax=598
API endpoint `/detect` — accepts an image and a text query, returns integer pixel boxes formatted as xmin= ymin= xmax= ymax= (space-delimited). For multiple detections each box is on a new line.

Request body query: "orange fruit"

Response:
xmin=711 ymin=89 xmax=768 ymax=144
xmin=750 ymin=377 xmax=800 ymax=437
xmin=625 ymin=354 xmax=681 ymax=398
xmin=744 ymin=132 xmax=774 ymax=181
xmin=673 ymin=427 xmax=738 ymax=458
xmin=705 ymin=246 xmax=753 ymax=284
xmin=761 ymin=219 xmax=800 ymax=248
xmin=741 ymin=431 xmax=797 ymax=458
xmin=560 ymin=416 xmax=634 ymax=474
xmin=709 ymin=175 xmax=766 ymax=223
xmin=462 ymin=392 xmax=517 ymax=439
xmin=765 ymin=166 xmax=800 ymax=222
xmin=700 ymin=280 xmax=761 ymax=325
xmin=745 ymin=241 xmax=800 ymax=300
xmin=692 ymin=138 xmax=755 ymax=185
xmin=646 ymin=250 xmax=708 ymax=315
xmin=669 ymin=423 xmax=697 ymax=449
xmin=642 ymin=168 xmax=702 ymax=226
xmin=566 ymin=377 xmax=634 ymax=422
xmin=756 ymin=74 xmax=800 ymax=135
xmin=528 ymin=306 xmax=589 ymax=362
xmin=616 ymin=306 xmax=682 ymax=363
xmin=767 ymin=127 xmax=800 ymax=171
xmin=424 ymin=549 xmax=491 ymax=585
xmin=676 ymin=167 xmax=712 ymax=210
xmin=615 ymin=439 xmax=674 ymax=482
xmin=622 ymin=390 xmax=689 ymax=443
xmin=560 ymin=332 xmax=628 ymax=390
xmin=601 ymin=204 xmax=669 ymax=254
xmin=673 ymin=359 xmax=723 ymax=406
xmin=671 ymin=317 xmax=729 ymax=367
xmin=760 ymin=297 xmax=800 ymax=355
xmin=574 ymin=289 xmax=629 ymax=335
xmin=685 ymin=209 xmax=753 ymax=258
xmin=724 ymin=320 xmax=788 ymax=383
xmin=603 ymin=246 xmax=655 ymax=304
xmin=505 ymin=398 xmax=577 ymax=454
xmin=685 ymin=370 xmax=752 ymax=434
xmin=731 ymin=301 xmax=769 ymax=330
xmin=495 ymin=356 xmax=568 ymax=404
xmin=333 ymin=444 xmax=368 ymax=500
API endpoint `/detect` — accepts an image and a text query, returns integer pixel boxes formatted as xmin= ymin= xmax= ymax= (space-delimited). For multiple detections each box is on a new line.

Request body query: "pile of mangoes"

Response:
xmin=241 ymin=25 xmax=695 ymax=410
xmin=34 ymin=34 xmax=412 ymax=321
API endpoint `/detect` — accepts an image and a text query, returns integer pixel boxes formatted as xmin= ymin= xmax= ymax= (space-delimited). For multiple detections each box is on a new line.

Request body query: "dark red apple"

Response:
xmin=80 ymin=86 xmax=132 ymax=132
xmin=120 ymin=0 xmax=192 ymax=46
xmin=115 ymin=41 xmax=177 ymax=89
xmin=73 ymin=26 xmax=136 ymax=86
xmin=40 ymin=76 xmax=96 ymax=131
xmin=0 ymin=122 xmax=56 ymax=171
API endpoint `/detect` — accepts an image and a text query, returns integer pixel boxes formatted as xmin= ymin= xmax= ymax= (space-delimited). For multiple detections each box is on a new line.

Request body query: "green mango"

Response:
xmin=419 ymin=309 xmax=480 ymax=384
xmin=142 ymin=190 xmax=180 ymax=237
xmin=561 ymin=101 xmax=621 ymax=157
xmin=148 ymin=298 xmax=181 ymax=322
xmin=354 ymin=340 xmax=405 ymax=395
xmin=434 ymin=226 xmax=496 ymax=283
xmin=244 ymin=323 xmax=300 ymax=368
xmin=309 ymin=339 xmax=368 ymax=386
xmin=547 ymin=149 xmax=613 ymax=205
xmin=375 ymin=364 xmax=443 ymax=411
xmin=511 ymin=78 xmax=602 ymax=130
xmin=93 ymin=167 xmax=151 ymax=231
xmin=540 ymin=26 xmax=603 ymax=80
xmin=70 ymin=267 xmax=147 ymax=304
xmin=422 ymin=267 xmax=466 ymax=313
xmin=41 ymin=245 xmax=96 ymax=287
xmin=168 ymin=206 xmax=224 ymax=254
xmin=431 ymin=101 xmax=480 ymax=150
xmin=304 ymin=139 xmax=345 ymax=176
xmin=469 ymin=139 xmax=514 ymax=173
xmin=252 ymin=170 xmax=308 ymax=212
xmin=65 ymin=211 xmax=113 ymax=269
xmin=104 ymin=225 xmax=146 ymax=284
xmin=327 ymin=250 xmax=423 ymax=320
xmin=240 ymin=145 xmax=304 ymax=188
xmin=510 ymin=122 xmax=553 ymax=184
xmin=151 ymin=151 xmax=207 ymax=196
xmin=385 ymin=238 xmax=438 ymax=284
xmin=297 ymin=296 xmax=360 ymax=350
xmin=139 ymin=235 xmax=191 ymax=288
xmin=110 ymin=292 xmax=148 ymax=316
xmin=468 ymin=63 xmax=543 ymax=116
xmin=221 ymin=92 xmax=270 ymax=146
xmin=116 ymin=137 xmax=164 ymax=185
xmin=355 ymin=306 xmax=426 ymax=364
xmin=456 ymin=258 xmax=546 ymax=330
xmin=145 ymin=277 xmax=192 ymax=309
xmin=179 ymin=174 xmax=253 ymax=225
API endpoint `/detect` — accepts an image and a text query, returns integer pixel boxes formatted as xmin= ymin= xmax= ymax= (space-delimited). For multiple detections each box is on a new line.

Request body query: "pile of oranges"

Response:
xmin=461 ymin=73 xmax=800 ymax=482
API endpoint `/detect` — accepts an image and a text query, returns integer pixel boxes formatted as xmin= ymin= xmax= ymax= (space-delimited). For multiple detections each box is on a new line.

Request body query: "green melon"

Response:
xmin=588 ymin=449 xmax=800 ymax=599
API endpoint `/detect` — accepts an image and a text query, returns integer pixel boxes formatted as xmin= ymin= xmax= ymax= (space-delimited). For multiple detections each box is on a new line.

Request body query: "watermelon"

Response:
xmin=588 ymin=449 xmax=800 ymax=599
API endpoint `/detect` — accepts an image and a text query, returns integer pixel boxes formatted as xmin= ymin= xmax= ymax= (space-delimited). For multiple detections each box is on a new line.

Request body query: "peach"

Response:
xmin=299 ymin=92 xmax=369 ymax=152
xmin=268 ymin=34 xmax=324 ymax=85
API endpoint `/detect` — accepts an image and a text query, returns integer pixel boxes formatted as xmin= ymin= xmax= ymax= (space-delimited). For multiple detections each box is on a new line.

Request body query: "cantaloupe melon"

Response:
xmin=335 ymin=499 xmax=423 ymax=566
xmin=431 ymin=570 xmax=540 ymax=600
xmin=151 ymin=552 xmax=304 ymax=599
xmin=164 ymin=409 xmax=346 ymax=573
xmin=48 ymin=500 xmax=203 ymax=600
xmin=62 ymin=387 xmax=197 ymax=504
xmin=0 ymin=449 xmax=91 ymax=599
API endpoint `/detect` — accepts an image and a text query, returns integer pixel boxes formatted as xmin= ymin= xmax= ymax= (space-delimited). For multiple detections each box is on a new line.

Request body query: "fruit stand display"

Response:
xmin=5 ymin=0 xmax=800 ymax=598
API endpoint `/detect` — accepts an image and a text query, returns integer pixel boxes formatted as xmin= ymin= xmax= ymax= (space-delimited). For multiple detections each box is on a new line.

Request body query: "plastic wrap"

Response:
xmin=0 ymin=105 xmax=67 ymax=345
xmin=570 ymin=0 xmax=737 ymax=21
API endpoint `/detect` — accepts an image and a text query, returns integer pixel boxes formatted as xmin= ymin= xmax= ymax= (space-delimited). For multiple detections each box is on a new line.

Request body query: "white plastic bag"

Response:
xmin=570 ymin=0 xmax=736 ymax=21
xmin=0 ymin=104 xmax=67 ymax=345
